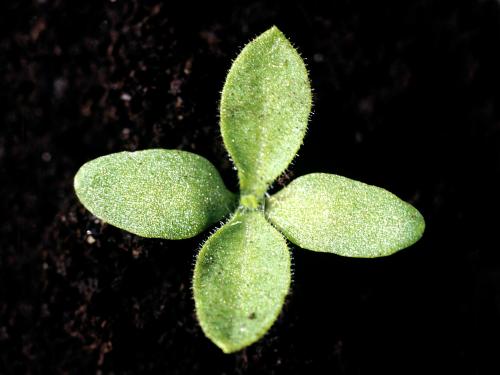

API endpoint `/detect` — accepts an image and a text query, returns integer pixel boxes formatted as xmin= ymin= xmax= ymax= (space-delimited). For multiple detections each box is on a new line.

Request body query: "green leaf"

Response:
xmin=193 ymin=209 xmax=291 ymax=353
xmin=220 ymin=26 xmax=312 ymax=198
xmin=266 ymin=173 xmax=425 ymax=258
xmin=74 ymin=149 xmax=236 ymax=239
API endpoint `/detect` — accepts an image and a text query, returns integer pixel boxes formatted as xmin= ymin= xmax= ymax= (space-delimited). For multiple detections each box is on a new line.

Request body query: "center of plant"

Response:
xmin=240 ymin=193 xmax=262 ymax=209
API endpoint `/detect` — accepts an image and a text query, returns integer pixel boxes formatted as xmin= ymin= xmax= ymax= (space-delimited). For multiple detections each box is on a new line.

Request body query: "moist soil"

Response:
xmin=2 ymin=1 xmax=500 ymax=374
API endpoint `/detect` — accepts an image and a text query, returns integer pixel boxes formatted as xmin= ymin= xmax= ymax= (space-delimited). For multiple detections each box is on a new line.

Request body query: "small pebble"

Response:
xmin=41 ymin=152 xmax=52 ymax=162
xmin=121 ymin=93 xmax=132 ymax=101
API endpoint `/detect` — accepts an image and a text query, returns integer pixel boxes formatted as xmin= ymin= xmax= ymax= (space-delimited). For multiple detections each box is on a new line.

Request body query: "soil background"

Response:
xmin=2 ymin=0 xmax=500 ymax=374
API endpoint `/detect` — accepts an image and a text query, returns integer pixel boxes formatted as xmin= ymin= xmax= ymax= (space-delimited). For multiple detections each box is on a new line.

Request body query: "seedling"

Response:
xmin=74 ymin=27 xmax=425 ymax=353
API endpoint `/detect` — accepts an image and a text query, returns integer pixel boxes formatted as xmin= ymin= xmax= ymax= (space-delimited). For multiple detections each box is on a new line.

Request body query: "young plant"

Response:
xmin=74 ymin=27 xmax=425 ymax=353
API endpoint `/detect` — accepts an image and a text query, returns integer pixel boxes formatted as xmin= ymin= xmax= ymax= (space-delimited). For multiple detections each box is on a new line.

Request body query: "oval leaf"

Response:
xmin=220 ymin=26 xmax=312 ymax=197
xmin=266 ymin=173 xmax=425 ymax=257
xmin=74 ymin=149 xmax=236 ymax=239
xmin=193 ymin=209 xmax=291 ymax=353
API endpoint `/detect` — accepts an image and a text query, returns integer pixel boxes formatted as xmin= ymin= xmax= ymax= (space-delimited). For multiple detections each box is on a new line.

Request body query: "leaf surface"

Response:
xmin=266 ymin=173 xmax=425 ymax=257
xmin=74 ymin=149 xmax=236 ymax=239
xmin=220 ymin=26 xmax=311 ymax=197
xmin=193 ymin=209 xmax=291 ymax=353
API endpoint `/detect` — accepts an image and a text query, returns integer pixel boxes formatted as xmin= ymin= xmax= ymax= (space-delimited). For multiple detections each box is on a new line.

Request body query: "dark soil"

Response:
xmin=2 ymin=0 xmax=500 ymax=374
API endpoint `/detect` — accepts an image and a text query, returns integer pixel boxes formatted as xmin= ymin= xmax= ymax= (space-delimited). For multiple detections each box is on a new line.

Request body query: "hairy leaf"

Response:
xmin=266 ymin=173 xmax=425 ymax=257
xmin=220 ymin=26 xmax=312 ymax=198
xmin=74 ymin=149 xmax=236 ymax=239
xmin=193 ymin=209 xmax=291 ymax=353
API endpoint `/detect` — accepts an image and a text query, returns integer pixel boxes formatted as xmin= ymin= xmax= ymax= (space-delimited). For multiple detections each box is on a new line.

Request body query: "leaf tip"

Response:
xmin=411 ymin=206 xmax=426 ymax=242
xmin=73 ymin=167 xmax=81 ymax=191
xmin=258 ymin=25 xmax=288 ymax=45
xmin=73 ymin=162 xmax=90 ymax=201
xmin=266 ymin=25 xmax=282 ymax=35
xmin=216 ymin=340 xmax=244 ymax=354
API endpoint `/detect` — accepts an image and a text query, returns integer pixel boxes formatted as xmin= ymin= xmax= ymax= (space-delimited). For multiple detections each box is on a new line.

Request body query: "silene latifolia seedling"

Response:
xmin=74 ymin=27 xmax=425 ymax=353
